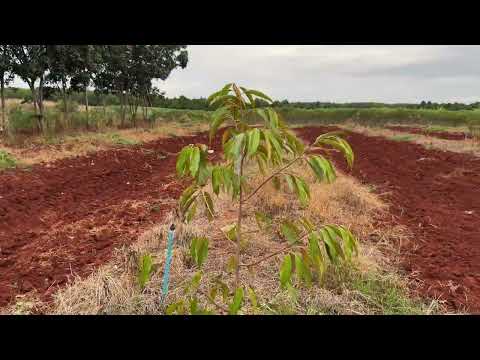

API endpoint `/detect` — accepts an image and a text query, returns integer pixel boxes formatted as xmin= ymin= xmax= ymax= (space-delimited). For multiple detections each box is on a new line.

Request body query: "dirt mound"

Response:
xmin=297 ymin=126 xmax=480 ymax=312
xmin=387 ymin=126 xmax=470 ymax=141
xmin=0 ymin=132 xmax=222 ymax=308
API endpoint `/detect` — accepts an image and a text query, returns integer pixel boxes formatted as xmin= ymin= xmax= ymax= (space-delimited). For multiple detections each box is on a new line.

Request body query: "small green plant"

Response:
xmin=169 ymin=83 xmax=357 ymax=315
xmin=425 ymin=125 xmax=448 ymax=133
xmin=189 ymin=237 xmax=209 ymax=268
xmin=137 ymin=253 xmax=155 ymax=290
xmin=0 ymin=150 xmax=17 ymax=170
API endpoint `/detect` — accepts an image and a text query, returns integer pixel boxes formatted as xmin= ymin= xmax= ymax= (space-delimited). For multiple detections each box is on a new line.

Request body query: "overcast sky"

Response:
xmin=11 ymin=45 xmax=480 ymax=103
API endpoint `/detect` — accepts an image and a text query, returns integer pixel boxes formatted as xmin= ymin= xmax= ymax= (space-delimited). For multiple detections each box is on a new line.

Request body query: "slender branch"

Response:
xmin=240 ymin=244 xmax=294 ymax=268
xmin=242 ymin=155 xmax=304 ymax=204
xmin=240 ymin=230 xmax=311 ymax=268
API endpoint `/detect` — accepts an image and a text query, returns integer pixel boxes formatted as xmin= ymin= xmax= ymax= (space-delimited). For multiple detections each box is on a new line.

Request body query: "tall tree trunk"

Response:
xmin=28 ymin=81 xmax=41 ymax=133
xmin=85 ymin=86 xmax=89 ymax=130
xmin=120 ymin=91 xmax=125 ymax=127
xmin=38 ymin=77 xmax=45 ymax=133
xmin=1 ymin=76 xmax=5 ymax=133
xmin=61 ymin=79 xmax=68 ymax=114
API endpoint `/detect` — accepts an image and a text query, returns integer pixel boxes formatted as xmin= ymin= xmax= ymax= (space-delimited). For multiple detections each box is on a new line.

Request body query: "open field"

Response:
xmin=296 ymin=126 xmax=480 ymax=312
xmin=1 ymin=120 xmax=479 ymax=313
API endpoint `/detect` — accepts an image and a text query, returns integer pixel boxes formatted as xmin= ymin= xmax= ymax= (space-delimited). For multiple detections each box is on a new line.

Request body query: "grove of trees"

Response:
xmin=0 ymin=45 xmax=188 ymax=131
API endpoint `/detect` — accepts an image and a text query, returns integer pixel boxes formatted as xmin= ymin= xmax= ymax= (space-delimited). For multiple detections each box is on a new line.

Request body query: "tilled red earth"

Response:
xmin=386 ymin=126 xmax=470 ymax=141
xmin=1 ymin=127 xmax=480 ymax=312
xmin=0 ymin=132 xmax=222 ymax=308
xmin=297 ymin=127 xmax=480 ymax=312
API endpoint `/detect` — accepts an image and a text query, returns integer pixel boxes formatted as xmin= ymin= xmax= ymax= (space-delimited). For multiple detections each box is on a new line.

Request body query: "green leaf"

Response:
xmin=189 ymin=147 xmax=201 ymax=177
xmin=320 ymin=228 xmax=340 ymax=263
xmin=138 ymin=253 xmax=154 ymax=290
xmin=247 ymin=89 xmax=273 ymax=103
xmin=188 ymin=271 xmax=202 ymax=293
xmin=210 ymin=107 xmax=229 ymax=141
xmin=202 ymin=191 xmax=215 ymax=221
xmin=221 ymin=224 xmax=237 ymax=242
xmin=165 ymin=302 xmax=181 ymax=315
xmin=189 ymin=297 xmax=199 ymax=314
xmin=266 ymin=108 xmax=280 ymax=129
xmin=279 ymin=254 xmax=293 ymax=288
xmin=190 ymin=237 xmax=198 ymax=261
xmin=229 ymin=287 xmax=244 ymax=315
xmin=281 ymin=221 xmax=301 ymax=245
xmin=207 ymin=85 xmax=231 ymax=105
xmin=284 ymin=174 xmax=296 ymax=192
xmin=323 ymin=225 xmax=346 ymax=261
xmin=247 ymin=286 xmax=258 ymax=309
xmin=246 ymin=128 xmax=261 ymax=157
xmin=296 ymin=253 xmax=312 ymax=287
xmin=240 ymin=87 xmax=256 ymax=107
xmin=314 ymin=133 xmax=354 ymax=169
xmin=293 ymin=176 xmax=310 ymax=207
xmin=226 ymin=133 xmax=246 ymax=160
xmin=299 ymin=217 xmax=315 ymax=233
xmin=294 ymin=253 xmax=304 ymax=284
xmin=185 ymin=201 xmax=197 ymax=223
xmin=194 ymin=237 xmax=209 ymax=267
xmin=179 ymin=185 xmax=197 ymax=212
xmin=176 ymin=147 xmax=191 ymax=177
xmin=308 ymin=155 xmax=336 ymax=183
xmin=211 ymin=167 xmax=223 ymax=195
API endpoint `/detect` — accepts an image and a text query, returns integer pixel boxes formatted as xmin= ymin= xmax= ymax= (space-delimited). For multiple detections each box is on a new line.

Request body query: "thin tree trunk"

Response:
xmin=28 ymin=80 xmax=41 ymax=133
xmin=120 ymin=91 xmax=125 ymax=127
xmin=234 ymin=153 xmax=246 ymax=288
xmin=1 ymin=76 xmax=5 ymax=133
xmin=38 ymin=77 xmax=44 ymax=133
xmin=62 ymin=79 xmax=68 ymax=114
xmin=85 ymin=86 xmax=89 ymax=130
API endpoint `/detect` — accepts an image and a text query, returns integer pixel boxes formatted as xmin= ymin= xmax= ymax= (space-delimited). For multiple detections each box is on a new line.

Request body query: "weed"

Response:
xmin=0 ymin=150 xmax=17 ymax=170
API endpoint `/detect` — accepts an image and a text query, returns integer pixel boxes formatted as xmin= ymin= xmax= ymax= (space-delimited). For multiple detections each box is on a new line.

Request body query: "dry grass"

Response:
xmin=0 ymin=122 xmax=209 ymax=166
xmin=15 ymin=161 xmax=439 ymax=315
xmin=339 ymin=122 xmax=480 ymax=157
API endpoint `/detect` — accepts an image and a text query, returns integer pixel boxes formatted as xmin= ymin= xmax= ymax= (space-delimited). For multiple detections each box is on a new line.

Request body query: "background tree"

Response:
xmin=93 ymin=45 xmax=188 ymax=126
xmin=0 ymin=45 xmax=14 ymax=131
xmin=7 ymin=45 xmax=49 ymax=131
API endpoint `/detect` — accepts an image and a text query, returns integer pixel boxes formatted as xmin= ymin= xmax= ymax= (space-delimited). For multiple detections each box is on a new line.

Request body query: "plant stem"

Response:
xmin=234 ymin=153 xmax=245 ymax=288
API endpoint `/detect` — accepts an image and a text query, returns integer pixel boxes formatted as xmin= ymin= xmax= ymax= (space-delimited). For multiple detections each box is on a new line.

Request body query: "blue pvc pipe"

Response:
xmin=161 ymin=224 xmax=175 ymax=301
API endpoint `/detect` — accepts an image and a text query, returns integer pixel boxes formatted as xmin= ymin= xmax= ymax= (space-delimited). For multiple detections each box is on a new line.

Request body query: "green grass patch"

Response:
xmin=0 ymin=150 xmax=17 ymax=170
xmin=109 ymin=133 xmax=140 ymax=146
xmin=425 ymin=125 xmax=449 ymax=133
xmin=350 ymin=272 xmax=428 ymax=315
xmin=390 ymin=135 xmax=416 ymax=142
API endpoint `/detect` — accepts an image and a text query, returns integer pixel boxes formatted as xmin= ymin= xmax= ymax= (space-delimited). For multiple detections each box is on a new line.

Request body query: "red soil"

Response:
xmin=296 ymin=127 xmax=480 ymax=312
xmin=386 ymin=126 xmax=470 ymax=141
xmin=2 ymin=126 xmax=479 ymax=313
xmin=0 ymin=133 xmax=221 ymax=308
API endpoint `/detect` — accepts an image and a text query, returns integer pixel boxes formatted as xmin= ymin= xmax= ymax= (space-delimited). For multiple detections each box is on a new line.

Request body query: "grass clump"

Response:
xmin=390 ymin=135 xmax=416 ymax=142
xmin=109 ymin=133 xmax=140 ymax=146
xmin=0 ymin=150 xmax=17 ymax=170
